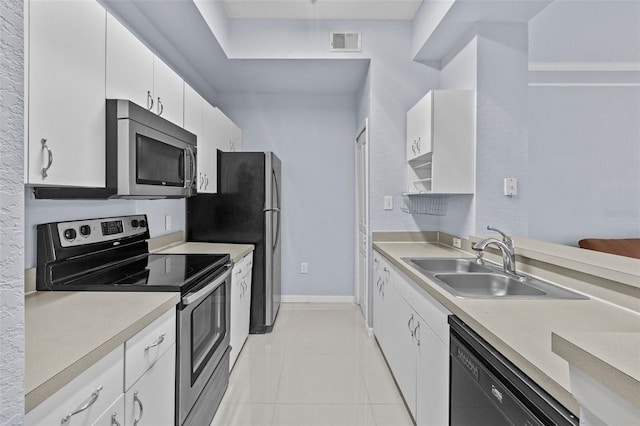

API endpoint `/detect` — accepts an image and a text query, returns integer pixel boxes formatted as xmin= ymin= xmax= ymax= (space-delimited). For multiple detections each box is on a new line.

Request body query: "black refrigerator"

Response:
xmin=187 ymin=152 xmax=281 ymax=334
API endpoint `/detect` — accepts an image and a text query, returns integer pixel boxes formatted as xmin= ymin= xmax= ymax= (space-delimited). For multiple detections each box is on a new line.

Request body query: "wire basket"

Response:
xmin=401 ymin=194 xmax=449 ymax=216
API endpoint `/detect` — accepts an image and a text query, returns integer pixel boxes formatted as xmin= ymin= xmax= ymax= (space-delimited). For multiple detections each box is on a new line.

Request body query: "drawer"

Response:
xmin=243 ymin=252 xmax=253 ymax=274
xmin=124 ymin=308 xmax=176 ymax=391
xmin=26 ymin=345 xmax=124 ymax=426
xmin=92 ymin=393 xmax=124 ymax=426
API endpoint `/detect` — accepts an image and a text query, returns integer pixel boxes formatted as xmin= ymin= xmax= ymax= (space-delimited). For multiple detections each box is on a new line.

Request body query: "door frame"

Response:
xmin=354 ymin=118 xmax=370 ymax=330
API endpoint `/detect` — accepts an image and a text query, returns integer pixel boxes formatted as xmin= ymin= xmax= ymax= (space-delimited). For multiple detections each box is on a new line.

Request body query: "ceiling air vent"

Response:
xmin=330 ymin=32 xmax=361 ymax=52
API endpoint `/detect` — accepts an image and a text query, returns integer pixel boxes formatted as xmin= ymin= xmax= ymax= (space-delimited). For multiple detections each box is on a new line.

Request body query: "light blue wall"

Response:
xmin=527 ymin=0 xmax=640 ymax=245
xmin=217 ymin=93 xmax=357 ymax=297
xmin=24 ymin=192 xmax=186 ymax=268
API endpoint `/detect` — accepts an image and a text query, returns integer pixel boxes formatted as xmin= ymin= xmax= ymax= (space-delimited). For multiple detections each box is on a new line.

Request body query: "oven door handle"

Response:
xmin=182 ymin=262 xmax=233 ymax=306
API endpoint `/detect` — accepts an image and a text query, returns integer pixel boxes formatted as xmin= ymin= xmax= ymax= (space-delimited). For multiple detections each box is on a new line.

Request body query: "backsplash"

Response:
xmin=24 ymin=188 xmax=186 ymax=268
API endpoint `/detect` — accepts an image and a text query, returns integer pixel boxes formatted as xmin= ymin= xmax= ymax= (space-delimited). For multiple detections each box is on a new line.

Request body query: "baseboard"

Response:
xmin=280 ymin=295 xmax=355 ymax=304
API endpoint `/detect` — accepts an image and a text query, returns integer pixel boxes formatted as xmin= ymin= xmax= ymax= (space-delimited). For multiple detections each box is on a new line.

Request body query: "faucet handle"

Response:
xmin=487 ymin=225 xmax=513 ymax=245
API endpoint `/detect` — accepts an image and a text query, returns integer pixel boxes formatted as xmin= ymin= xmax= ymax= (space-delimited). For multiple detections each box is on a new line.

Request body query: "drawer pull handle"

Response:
xmin=111 ymin=413 xmax=121 ymax=426
xmin=145 ymin=333 xmax=165 ymax=351
xmin=133 ymin=391 xmax=144 ymax=426
xmin=60 ymin=385 xmax=103 ymax=424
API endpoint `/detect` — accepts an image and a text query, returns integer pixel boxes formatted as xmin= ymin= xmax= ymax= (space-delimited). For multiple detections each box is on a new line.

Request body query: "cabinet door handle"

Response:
xmin=204 ymin=175 xmax=209 ymax=190
xmin=157 ymin=97 xmax=164 ymax=116
xmin=133 ymin=391 xmax=144 ymax=426
xmin=60 ymin=385 xmax=103 ymax=424
xmin=41 ymin=138 xmax=53 ymax=179
xmin=144 ymin=333 xmax=165 ymax=351
xmin=199 ymin=173 xmax=204 ymax=190
xmin=147 ymin=91 xmax=153 ymax=110
xmin=413 ymin=322 xmax=420 ymax=346
xmin=407 ymin=314 xmax=414 ymax=336
xmin=111 ymin=413 xmax=121 ymax=426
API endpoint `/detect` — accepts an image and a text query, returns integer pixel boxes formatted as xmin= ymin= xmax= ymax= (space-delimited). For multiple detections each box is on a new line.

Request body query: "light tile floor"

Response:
xmin=211 ymin=303 xmax=414 ymax=426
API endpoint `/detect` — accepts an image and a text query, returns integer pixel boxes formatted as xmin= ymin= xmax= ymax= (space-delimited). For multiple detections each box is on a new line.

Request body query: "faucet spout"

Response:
xmin=472 ymin=226 xmax=518 ymax=276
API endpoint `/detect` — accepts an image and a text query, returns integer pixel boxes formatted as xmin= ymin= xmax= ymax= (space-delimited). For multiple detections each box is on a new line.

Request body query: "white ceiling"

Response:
xmin=220 ymin=0 xmax=424 ymax=20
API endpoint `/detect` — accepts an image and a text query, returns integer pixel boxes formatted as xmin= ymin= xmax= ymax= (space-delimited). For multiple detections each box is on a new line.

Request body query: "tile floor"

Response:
xmin=211 ymin=303 xmax=414 ymax=426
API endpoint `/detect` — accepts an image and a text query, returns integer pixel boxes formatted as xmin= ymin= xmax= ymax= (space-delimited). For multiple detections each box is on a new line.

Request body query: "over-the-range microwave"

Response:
xmin=32 ymin=99 xmax=197 ymax=199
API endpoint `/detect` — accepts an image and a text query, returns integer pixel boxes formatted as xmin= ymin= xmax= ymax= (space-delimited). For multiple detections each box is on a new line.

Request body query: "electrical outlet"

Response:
xmin=453 ymin=237 xmax=462 ymax=249
xmin=165 ymin=214 xmax=172 ymax=230
xmin=384 ymin=196 xmax=393 ymax=210
xmin=300 ymin=262 xmax=308 ymax=274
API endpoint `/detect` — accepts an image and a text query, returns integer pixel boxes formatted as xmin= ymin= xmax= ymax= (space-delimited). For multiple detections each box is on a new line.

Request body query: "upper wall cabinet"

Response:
xmin=26 ymin=0 xmax=106 ymax=187
xmin=407 ymin=90 xmax=475 ymax=194
xmin=106 ymin=13 xmax=184 ymax=127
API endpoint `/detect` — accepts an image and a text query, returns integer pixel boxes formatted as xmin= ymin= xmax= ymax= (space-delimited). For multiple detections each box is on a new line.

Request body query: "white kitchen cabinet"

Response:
xmin=124 ymin=344 xmax=175 ymax=426
xmin=25 ymin=345 xmax=124 ymax=426
xmin=153 ymin=57 xmax=184 ymax=127
xmin=105 ymin=12 xmax=154 ymax=111
xmin=230 ymin=252 xmax=254 ymax=370
xmin=406 ymin=90 xmax=474 ymax=194
xmin=199 ymin=103 xmax=220 ymax=194
xmin=26 ymin=308 xmax=176 ymax=426
xmin=106 ymin=13 xmax=183 ymax=127
xmin=372 ymin=252 xmax=393 ymax=353
xmin=372 ymin=249 xmax=451 ymax=426
xmin=26 ymin=0 xmax=106 ymax=187
xmin=184 ymin=83 xmax=203 ymax=141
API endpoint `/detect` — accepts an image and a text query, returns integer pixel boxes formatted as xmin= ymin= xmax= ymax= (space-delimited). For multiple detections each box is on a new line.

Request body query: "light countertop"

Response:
xmin=153 ymin=242 xmax=254 ymax=263
xmin=25 ymin=291 xmax=179 ymax=412
xmin=373 ymin=240 xmax=640 ymax=415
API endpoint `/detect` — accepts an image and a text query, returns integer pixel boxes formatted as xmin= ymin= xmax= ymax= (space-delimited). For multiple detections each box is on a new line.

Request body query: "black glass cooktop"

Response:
xmin=51 ymin=253 xmax=229 ymax=293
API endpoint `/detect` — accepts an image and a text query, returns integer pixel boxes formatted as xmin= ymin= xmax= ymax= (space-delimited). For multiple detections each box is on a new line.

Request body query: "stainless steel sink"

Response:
xmin=402 ymin=257 xmax=494 ymax=273
xmin=402 ymin=257 xmax=589 ymax=300
xmin=434 ymin=273 xmax=546 ymax=297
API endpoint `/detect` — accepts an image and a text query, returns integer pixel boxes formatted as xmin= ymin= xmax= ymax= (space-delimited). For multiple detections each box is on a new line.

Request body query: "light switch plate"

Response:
xmin=384 ymin=196 xmax=393 ymax=210
xmin=300 ymin=262 xmax=308 ymax=274
xmin=504 ymin=178 xmax=518 ymax=196
xmin=453 ymin=238 xmax=462 ymax=249
xmin=165 ymin=214 xmax=172 ymax=230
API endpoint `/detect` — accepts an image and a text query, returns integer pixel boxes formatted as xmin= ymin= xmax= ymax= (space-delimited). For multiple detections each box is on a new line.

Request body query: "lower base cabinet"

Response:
xmin=230 ymin=252 xmax=254 ymax=370
xmin=124 ymin=345 xmax=175 ymax=426
xmin=373 ymin=250 xmax=451 ymax=426
xmin=25 ymin=308 xmax=176 ymax=426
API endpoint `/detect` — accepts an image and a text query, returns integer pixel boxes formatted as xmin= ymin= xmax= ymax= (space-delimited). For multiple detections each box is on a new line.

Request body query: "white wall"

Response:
xmin=0 ymin=0 xmax=25 ymax=421
xmin=217 ymin=93 xmax=357 ymax=297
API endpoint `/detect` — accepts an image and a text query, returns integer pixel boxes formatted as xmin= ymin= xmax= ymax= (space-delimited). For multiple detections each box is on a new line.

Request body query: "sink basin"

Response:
xmin=403 ymin=257 xmax=494 ymax=273
xmin=402 ymin=257 xmax=588 ymax=300
xmin=431 ymin=273 xmax=589 ymax=300
xmin=434 ymin=273 xmax=546 ymax=297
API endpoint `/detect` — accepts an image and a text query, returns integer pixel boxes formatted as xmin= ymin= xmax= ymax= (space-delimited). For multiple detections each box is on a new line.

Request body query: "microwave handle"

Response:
xmin=186 ymin=146 xmax=196 ymax=189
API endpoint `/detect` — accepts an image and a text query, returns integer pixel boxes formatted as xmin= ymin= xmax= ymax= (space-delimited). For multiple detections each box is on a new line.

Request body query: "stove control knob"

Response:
xmin=139 ymin=219 xmax=147 ymax=228
xmin=64 ymin=228 xmax=77 ymax=241
xmin=131 ymin=219 xmax=139 ymax=228
xmin=79 ymin=225 xmax=91 ymax=236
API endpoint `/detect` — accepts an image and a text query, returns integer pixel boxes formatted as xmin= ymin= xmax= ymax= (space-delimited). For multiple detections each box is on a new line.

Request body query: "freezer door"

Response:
xmin=264 ymin=153 xmax=281 ymax=327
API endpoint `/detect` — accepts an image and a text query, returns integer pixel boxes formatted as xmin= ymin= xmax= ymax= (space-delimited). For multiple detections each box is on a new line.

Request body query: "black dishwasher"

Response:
xmin=449 ymin=316 xmax=578 ymax=426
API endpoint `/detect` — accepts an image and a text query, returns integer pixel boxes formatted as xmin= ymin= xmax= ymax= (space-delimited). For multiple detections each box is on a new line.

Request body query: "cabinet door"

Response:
xmin=228 ymin=120 xmax=243 ymax=152
xmin=229 ymin=260 xmax=244 ymax=370
xmin=241 ymin=252 xmax=254 ymax=344
xmin=124 ymin=345 xmax=175 ymax=426
xmin=153 ymin=57 xmax=184 ymax=127
xmin=183 ymin=83 xmax=203 ymax=140
xmin=372 ymin=252 xmax=385 ymax=344
xmin=415 ymin=92 xmax=433 ymax=156
xmin=199 ymin=102 xmax=220 ymax=194
xmin=105 ymin=13 xmax=154 ymax=110
xmin=27 ymin=0 xmax=106 ymax=187
xmin=385 ymin=282 xmax=417 ymax=418
xmin=416 ymin=321 xmax=449 ymax=426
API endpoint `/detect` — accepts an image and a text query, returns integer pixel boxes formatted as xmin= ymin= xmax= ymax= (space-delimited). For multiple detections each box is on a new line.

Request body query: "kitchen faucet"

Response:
xmin=473 ymin=226 xmax=519 ymax=277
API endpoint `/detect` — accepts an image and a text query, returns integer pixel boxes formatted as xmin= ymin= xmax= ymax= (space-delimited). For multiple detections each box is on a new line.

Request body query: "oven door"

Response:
xmin=177 ymin=263 xmax=232 ymax=425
